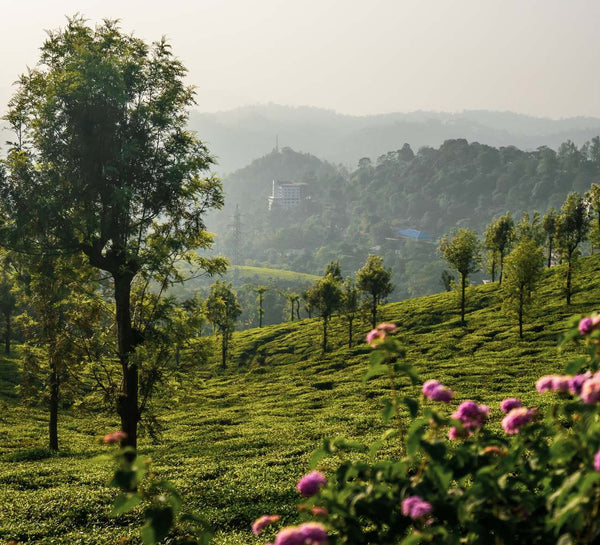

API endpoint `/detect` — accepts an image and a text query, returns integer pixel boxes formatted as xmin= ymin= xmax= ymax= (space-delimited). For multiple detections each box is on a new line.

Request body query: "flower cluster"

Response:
xmin=502 ymin=407 xmax=536 ymax=434
xmin=253 ymin=515 xmax=281 ymax=535
xmin=422 ymin=380 xmax=454 ymax=402
xmin=103 ymin=430 xmax=127 ymax=444
xmin=296 ymin=471 xmax=327 ymax=497
xmin=271 ymin=523 xmax=328 ymax=545
xmin=366 ymin=322 xmax=398 ymax=346
xmin=500 ymin=397 xmax=522 ymax=412
xmin=579 ymin=315 xmax=600 ymax=335
xmin=536 ymin=372 xmax=600 ymax=403
xmin=401 ymin=496 xmax=433 ymax=519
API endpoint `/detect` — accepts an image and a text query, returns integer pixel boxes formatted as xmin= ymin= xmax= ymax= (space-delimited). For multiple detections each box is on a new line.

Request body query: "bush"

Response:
xmin=253 ymin=318 xmax=600 ymax=544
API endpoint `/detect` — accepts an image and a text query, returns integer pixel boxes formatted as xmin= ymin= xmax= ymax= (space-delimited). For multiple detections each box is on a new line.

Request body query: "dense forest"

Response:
xmin=207 ymin=138 xmax=600 ymax=302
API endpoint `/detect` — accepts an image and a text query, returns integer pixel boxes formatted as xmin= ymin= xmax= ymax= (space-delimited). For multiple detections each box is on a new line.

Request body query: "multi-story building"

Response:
xmin=268 ymin=180 xmax=307 ymax=210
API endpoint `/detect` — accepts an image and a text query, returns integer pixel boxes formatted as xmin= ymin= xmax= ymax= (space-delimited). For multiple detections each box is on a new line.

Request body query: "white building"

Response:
xmin=268 ymin=180 xmax=308 ymax=210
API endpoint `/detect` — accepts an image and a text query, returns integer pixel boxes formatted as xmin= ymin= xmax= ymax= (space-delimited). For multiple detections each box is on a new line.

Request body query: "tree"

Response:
xmin=1 ymin=18 xmax=226 ymax=448
xmin=205 ymin=281 xmax=242 ymax=368
xmin=13 ymin=253 xmax=103 ymax=450
xmin=502 ymin=240 xmax=545 ymax=338
xmin=542 ymin=208 xmax=558 ymax=267
xmin=341 ymin=278 xmax=360 ymax=348
xmin=306 ymin=274 xmax=342 ymax=353
xmin=254 ymin=285 xmax=269 ymax=328
xmin=484 ymin=213 xmax=514 ymax=284
xmin=439 ymin=229 xmax=481 ymax=325
xmin=0 ymin=261 xmax=16 ymax=355
xmin=555 ymin=193 xmax=590 ymax=305
xmin=516 ymin=212 xmax=544 ymax=246
xmin=356 ymin=255 xmax=394 ymax=329
xmin=324 ymin=260 xmax=342 ymax=281
xmin=585 ymin=184 xmax=600 ymax=253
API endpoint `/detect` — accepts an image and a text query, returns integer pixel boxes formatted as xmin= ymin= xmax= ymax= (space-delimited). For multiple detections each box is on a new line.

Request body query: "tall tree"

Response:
xmin=439 ymin=229 xmax=481 ymax=325
xmin=542 ymin=208 xmax=558 ymax=267
xmin=484 ymin=213 xmax=514 ymax=284
xmin=502 ymin=240 xmax=545 ymax=339
xmin=356 ymin=255 xmax=394 ymax=329
xmin=0 ymin=262 xmax=16 ymax=355
xmin=1 ymin=18 xmax=225 ymax=448
xmin=306 ymin=274 xmax=342 ymax=353
xmin=205 ymin=281 xmax=242 ymax=368
xmin=341 ymin=278 xmax=360 ymax=348
xmin=555 ymin=193 xmax=590 ymax=305
xmin=585 ymin=184 xmax=600 ymax=254
xmin=517 ymin=212 xmax=544 ymax=246
xmin=253 ymin=285 xmax=269 ymax=328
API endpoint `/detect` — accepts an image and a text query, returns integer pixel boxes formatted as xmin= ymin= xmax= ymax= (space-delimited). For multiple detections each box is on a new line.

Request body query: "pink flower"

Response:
xmin=594 ymin=451 xmax=600 ymax=472
xmin=299 ymin=522 xmax=328 ymax=544
xmin=502 ymin=407 xmax=536 ymax=434
xmin=401 ymin=496 xmax=433 ymax=519
xmin=536 ymin=375 xmax=556 ymax=393
xmin=579 ymin=317 xmax=595 ymax=335
xmin=366 ymin=328 xmax=385 ymax=345
xmin=448 ymin=426 xmax=463 ymax=440
xmin=569 ymin=373 xmax=591 ymax=395
xmin=274 ymin=527 xmax=306 ymax=545
xmin=422 ymin=380 xmax=454 ymax=402
xmin=296 ymin=471 xmax=327 ymax=497
xmin=582 ymin=378 xmax=600 ymax=404
xmin=452 ymin=401 xmax=490 ymax=430
xmin=310 ymin=507 xmax=328 ymax=517
xmin=103 ymin=430 xmax=127 ymax=444
xmin=500 ymin=398 xmax=523 ymax=413
xmin=252 ymin=515 xmax=281 ymax=535
xmin=377 ymin=322 xmax=398 ymax=332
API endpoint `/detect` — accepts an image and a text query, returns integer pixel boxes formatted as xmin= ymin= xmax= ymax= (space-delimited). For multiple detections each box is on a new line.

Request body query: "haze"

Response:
xmin=1 ymin=0 xmax=599 ymax=119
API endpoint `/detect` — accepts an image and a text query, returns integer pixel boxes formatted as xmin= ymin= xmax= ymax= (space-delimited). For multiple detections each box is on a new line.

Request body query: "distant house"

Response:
xmin=268 ymin=180 xmax=308 ymax=210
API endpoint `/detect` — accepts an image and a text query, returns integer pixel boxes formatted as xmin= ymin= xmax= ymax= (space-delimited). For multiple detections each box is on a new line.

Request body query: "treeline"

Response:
xmin=212 ymin=138 xmax=600 ymax=300
xmin=439 ymin=187 xmax=596 ymax=336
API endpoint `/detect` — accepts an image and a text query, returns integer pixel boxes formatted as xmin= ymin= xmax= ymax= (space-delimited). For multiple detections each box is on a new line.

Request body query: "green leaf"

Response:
xmin=363 ymin=363 xmax=389 ymax=383
xmin=406 ymin=418 xmax=428 ymax=457
xmin=382 ymin=398 xmax=396 ymax=424
xmin=564 ymin=356 xmax=587 ymax=375
xmin=402 ymin=396 xmax=419 ymax=418
xmin=400 ymin=534 xmax=421 ymax=545
xmin=141 ymin=525 xmax=156 ymax=545
xmin=111 ymin=493 xmax=142 ymax=516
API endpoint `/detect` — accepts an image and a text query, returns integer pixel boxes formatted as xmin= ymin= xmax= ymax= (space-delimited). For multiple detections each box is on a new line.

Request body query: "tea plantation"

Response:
xmin=1 ymin=256 xmax=599 ymax=544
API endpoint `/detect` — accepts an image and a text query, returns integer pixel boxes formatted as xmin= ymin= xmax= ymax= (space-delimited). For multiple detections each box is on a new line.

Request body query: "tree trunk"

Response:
xmin=322 ymin=316 xmax=328 ymax=353
xmin=221 ymin=330 xmax=228 ymax=368
xmin=4 ymin=310 xmax=10 ymax=355
xmin=499 ymin=250 xmax=504 ymax=286
xmin=371 ymin=295 xmax=377 ymax=330
xmin=114 ymin=274 xmax=139 ymax=450
xmin=491 ymin=259 xmax=496 ymax=283
xmin=566 ymin=254 xmax=573 ymax=305
xmin=547 ymin=236 xmax=553 ymax=268
xmin=259 ymin=294 xmax=263 ymax=328
xmin=49 ymin=360 xmax=59 ymax=451
xmin=460 ymin=273 xmax=466 ymax=325
xmin=348 ymin=317 xmax=353 ymax=348
xmin=290 ymin=302 xmax=294 ymax=322
xmin=518 ymin=285 xmax=524 ymax=339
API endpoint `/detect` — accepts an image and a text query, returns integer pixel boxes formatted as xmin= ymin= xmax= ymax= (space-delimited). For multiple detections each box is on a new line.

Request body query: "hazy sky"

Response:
xmin=1 ymin=0 xmax=599 ymax=119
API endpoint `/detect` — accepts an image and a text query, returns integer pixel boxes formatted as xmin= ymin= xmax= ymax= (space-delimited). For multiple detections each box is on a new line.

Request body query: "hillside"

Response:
xmin=190 ymin=105 xmax=600 ymax=173
xmin=1 ymin=255 xmax=600 ymax=544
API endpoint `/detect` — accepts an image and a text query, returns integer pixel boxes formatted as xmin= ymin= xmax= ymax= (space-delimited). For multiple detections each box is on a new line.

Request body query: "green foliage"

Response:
xmin=305 ymin=274 xmax=343 ymax=352
xmin=502 ymin=239 xmax=545 ymax=338
xmin=484 ymin=212 xmax=515 ymax=283
xmin=439 ymin=228 xmax=481 ymax=324
xmin=356 ymin=255 xmax=394 ymax=329
xmin=206 ymin=281 xmax=242 ymax=367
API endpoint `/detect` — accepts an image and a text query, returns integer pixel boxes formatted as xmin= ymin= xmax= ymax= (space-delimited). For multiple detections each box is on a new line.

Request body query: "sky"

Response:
xmin=1 ymin=0 xmax=600 ymax=119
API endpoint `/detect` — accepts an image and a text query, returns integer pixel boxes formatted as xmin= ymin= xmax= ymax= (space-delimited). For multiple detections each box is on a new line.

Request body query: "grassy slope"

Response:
xmin=1 ymin=256 xmax=599 ymax=544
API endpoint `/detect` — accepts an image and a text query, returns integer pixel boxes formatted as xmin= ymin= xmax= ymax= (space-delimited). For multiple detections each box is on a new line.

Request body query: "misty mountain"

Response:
xmin=189 ymin=104 xmax=600 ymax=174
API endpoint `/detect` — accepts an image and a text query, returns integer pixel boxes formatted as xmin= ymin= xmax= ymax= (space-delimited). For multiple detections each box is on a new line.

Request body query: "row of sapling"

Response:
xmin=440 ymin=189 xmax=593 ymax=336
xmin=304 ymin=255 xmax=394 ymax=353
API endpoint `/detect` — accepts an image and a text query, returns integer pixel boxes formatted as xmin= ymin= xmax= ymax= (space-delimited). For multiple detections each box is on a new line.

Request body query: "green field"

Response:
xmin=1 ymin=255 xmax=599 ymax=544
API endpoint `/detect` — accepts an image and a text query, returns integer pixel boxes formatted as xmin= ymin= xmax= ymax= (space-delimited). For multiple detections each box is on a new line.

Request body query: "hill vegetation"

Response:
xmin=209 ymin=138 xmax=600 ymax=301
xmin=1 ymin=253 xmax=599 ymax=544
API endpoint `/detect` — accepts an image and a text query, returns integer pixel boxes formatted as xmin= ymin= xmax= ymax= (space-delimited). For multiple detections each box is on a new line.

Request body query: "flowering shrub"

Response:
xmin=254 ymin=315 xmax=600 ymax=544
